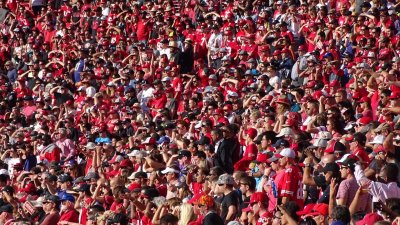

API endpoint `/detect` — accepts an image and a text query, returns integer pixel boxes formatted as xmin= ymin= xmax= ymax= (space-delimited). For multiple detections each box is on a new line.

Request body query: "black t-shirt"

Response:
xmin=202 ymin=211 xmax=224 ymax=225
xmin=220 ymin=191 xmax=239 ymax=223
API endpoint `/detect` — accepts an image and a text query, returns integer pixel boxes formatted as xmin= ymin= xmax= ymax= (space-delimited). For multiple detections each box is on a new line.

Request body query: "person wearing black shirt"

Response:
xmin=216 ymin=174 xmax=239 ymax=223
xmin=50 ymin=85 xmax=74 ymax=106
xmin=214 ymin=126 xmax=239 ymax=174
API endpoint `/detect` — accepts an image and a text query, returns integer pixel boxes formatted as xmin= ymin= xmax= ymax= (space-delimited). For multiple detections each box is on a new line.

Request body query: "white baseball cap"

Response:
xmin=275 ymin=148 xmax=296 ymax=159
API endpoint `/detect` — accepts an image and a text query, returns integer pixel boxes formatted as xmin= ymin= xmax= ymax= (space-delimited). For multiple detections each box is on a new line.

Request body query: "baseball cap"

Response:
xmin=324 ymin=140 xmax=346 ymax=154
xmin=249 ymin=192 xmax=267 ymax=204
xmin=84 ymin=172 xmax=99 ymax=181
xmin=43 ymin=195 xmax=60 ymax=205
xmin=368 ymin=135 xmax=385 ymax=145
xmin=272 ymin=139 xmax=290 ymax=148
xmin=108 ymin=155 xmax=124 ymax=164
xmin=322 ymin=163 xmax=340 ymax=174
xmin=85 ymin=142 xmax=96 ymax=150
xmin=336 ymin=154 xmax=357 ymax=167
xmin=355 ymin=213 xmax=383 ymax=225
xmin=297 ymin=203 xmax=316 ymax=216
xmin=313 ymin=138 xmax=328 ymax=148
xmin=195 ymin=136 xmax=211 ymax=145
xmin=0 ymin=204 xmax=13 ymax=214
xmin=178 ymin=150 xmax=191 ymax=158
xmin=161 ymin=167 xmax=180 ymax=174
xmin=307 ymin=203 xmax=329 ymax=216
xmin=156 ymin=136 xmax=170 ymax=145
xmin=188 ymin=193 xmax=203 ymax=204
xmin=275 ymin=148 xmax=296 ymax=159
xmin=60 ymin=193 xmax=75 ymax=202
xmin=216 ymin=174 xmax=235 ymax=185
xmin=58 ymin=174 xmax=73 ymax=183
xmin=142 ymin=137 xmax=156 ymax=145
xmin=276 ymin=127 xmax=294 ymax=137
xmin=246 ymin=128 xmax=258 ymax=139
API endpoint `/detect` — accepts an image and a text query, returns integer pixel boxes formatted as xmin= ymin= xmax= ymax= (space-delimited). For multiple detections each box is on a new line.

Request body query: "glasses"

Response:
xmin=239 ymin=182 xmax=248 ymax=186
xmin=218 ymin=184 xmax=224 ymax=186
xmin=380 ymin=95 xmax=386 ymax=99
xmin=43 ymin=201 xmax=52 ymax=204
xmin=340 ymin=166 xmax=348 ymax=170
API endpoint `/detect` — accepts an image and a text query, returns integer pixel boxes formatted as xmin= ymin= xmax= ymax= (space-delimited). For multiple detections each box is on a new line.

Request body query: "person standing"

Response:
xmin=216 ymin=174 xmax=239 ymax=224
xmin=275 ymin=148 xmax=304 ymax=208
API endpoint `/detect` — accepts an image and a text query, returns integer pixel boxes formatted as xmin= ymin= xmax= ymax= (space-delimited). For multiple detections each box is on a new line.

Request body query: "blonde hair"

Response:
xmin=178 ymin=203 xmax=195 ymax=225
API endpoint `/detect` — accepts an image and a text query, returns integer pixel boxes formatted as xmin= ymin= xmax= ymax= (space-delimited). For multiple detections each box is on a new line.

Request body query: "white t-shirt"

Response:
xmin=5 ymin=157 xmax=20 ymax=178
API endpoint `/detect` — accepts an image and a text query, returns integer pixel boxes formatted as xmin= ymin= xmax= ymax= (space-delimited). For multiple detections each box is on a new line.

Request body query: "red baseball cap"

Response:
xmin=297 ymin=204 xmax=316 ymax=216
xmin=249 ymin=192 xmax=267 ymax=204
xmin=306 ymin=203 xmax=329 ymax=216
xmin=246 ymin=128 xmax=258 ymax=139
xmin=355 ymin=213 xmax=383 ymax=225
xmin=358 ymin=96 xmax=370 ymax=103
xmin=358 ymin=117 xmax=373 ymax=125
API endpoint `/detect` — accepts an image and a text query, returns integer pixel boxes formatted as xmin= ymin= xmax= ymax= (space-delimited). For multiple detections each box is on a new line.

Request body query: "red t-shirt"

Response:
xmin=59 ymin=209 xmax=79 ymax=224
xmin=137 ymin=19 xmax=150 ymax=41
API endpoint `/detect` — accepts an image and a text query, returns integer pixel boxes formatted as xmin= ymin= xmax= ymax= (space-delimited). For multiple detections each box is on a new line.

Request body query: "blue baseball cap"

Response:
xmin=156 ymin=136 xmax=170 ymax=145
xmin=60 ymin=193 xmax=75 ymax=202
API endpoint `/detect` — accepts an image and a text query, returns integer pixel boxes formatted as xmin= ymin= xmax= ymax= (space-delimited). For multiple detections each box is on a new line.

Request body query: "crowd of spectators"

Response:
xmin=0 ymin=0 xmax=399 ymax=224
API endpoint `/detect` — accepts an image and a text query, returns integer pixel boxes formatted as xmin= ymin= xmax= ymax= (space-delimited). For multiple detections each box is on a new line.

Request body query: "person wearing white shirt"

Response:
xmin=207 ymin=25 xmax=223 ymax=60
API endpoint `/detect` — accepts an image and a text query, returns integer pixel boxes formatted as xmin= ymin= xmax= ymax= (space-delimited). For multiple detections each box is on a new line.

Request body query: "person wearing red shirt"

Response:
xmin=242 ymin=192 xmax=272 ymax=225
xmin=58 ymin=193 xmax=79 ymax=225
xmin=234 ymin=128 xmax=258 ymax=171
xmin=43 ymin=23 xmax=57 ymax=45
xmin=275 ymin=148 xmax=304 ymax=208
xmin=148 ymin=89 xmax=167 ymax=117
xmin=221 ymin=30 xmax=240 ymax=58
xmin=241 ymin=34 xmax=258 ymax=59
xmin=349 ymin=132 xmax=371 ymax=166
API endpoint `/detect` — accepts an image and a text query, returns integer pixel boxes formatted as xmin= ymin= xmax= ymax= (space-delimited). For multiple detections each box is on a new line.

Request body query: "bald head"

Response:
xmin=321 ymin=154 xmax=335 ymax=164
